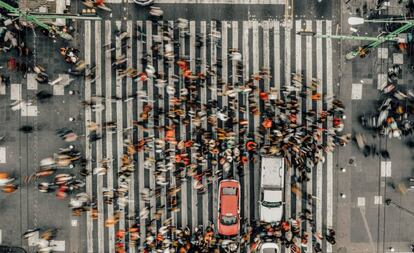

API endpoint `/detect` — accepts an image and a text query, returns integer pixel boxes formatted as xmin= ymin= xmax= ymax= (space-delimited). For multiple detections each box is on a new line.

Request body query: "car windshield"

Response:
xmin=262 ymin=201 xmax=282 ymax=208
xmin=263 ymin=248 xmax=278 ymax=253
xmin=220 ymin=215 xmax=237 ymax=225
xmin=222 ymin=187 xmax=237 ymax=195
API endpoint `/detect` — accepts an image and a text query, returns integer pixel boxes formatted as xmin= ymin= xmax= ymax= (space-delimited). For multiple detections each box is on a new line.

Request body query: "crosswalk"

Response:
xmin=82 ymin=18 xmax=335 ymax=253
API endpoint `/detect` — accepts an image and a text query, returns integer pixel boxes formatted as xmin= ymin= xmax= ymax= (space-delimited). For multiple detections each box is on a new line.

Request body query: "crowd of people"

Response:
xmin=0 ymin=2 xmax=351 ymax=253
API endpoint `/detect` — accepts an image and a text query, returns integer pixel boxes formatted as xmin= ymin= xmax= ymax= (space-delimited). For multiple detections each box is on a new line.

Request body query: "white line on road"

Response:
xmin=84 ymin=20 xmax=94 ymax=253
xmin=316 ymin=19 xmax=323 ymax=246
xmin=242 ymin=20 xmax=250 ymax=221
xmin=104 ymin=20 xmax=116 ymax=253
xmin=94 ymin=20 xmax=105 ymax=253
xmin=326 ymin=19 xmax=333 ymax=253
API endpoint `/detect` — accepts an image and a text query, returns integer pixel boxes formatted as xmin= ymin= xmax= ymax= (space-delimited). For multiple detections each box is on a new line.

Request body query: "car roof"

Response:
xmin=219 ymin=180 xmax=240 ymax=215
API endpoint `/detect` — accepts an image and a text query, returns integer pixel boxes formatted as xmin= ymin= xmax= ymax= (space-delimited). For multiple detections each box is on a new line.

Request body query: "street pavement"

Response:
xmin=335 ymin=0 xmax=414 ymax=253
xmin=0 ymin=0 xmax=370 ymax=253
xmin=79 ymin=10 xmax=338 ymax=252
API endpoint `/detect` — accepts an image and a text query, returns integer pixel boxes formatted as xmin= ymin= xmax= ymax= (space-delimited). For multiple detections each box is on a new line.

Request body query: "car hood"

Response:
xmin=260 ymin=190 xmax=283 ymax=223
xmin=218 ymin=223 xmax=239 ymax=236
xmin=260 ymin=242 xmax=280 ymax=253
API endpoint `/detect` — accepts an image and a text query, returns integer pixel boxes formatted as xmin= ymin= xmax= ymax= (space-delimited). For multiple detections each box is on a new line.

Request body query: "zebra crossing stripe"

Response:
xmin=252 ymin=20 xmax=260 ymax=220
xmin=115 ymin=19 xmax=126 ymax=248
xmin=104 ymin=20 xmax=116 ymax=253
xmin=305 ymin=19 xmax=313 ymax=253
xmin=84 ymin=20 xmax=94 ymax=253
xmin=316 ymin=19 xmax=323 ymax=246
xmin=242 ymin=20 xmax=250 ymax=221
xmin=200 ymin=20 xmax=209 ymax=229
xmin=94 ymin=20 xmax=105 ymax=253
xmin=126 ymin=20 xmax=136 ymax=253
xmin=326 ymin=20 xmax=334 ymax=253
xmin=189 ymin=20 xmax=198 ymax=229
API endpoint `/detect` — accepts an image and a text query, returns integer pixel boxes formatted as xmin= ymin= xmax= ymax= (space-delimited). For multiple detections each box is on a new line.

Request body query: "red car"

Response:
xmin=218 ymin=180 xmax=241 ymax=236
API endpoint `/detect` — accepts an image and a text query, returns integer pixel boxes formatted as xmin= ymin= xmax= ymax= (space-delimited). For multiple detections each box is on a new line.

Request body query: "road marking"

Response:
xmin=126 ymin=20 xmax=136 ymax=253
xmin=377 ymin=48 xmax=388 ymax=59
xmin=374 ymin=196 xmax=382 ymax=205
xmin=326 ymin=19 xmax=333 ymax=253
xmin=167 ymin=20 xmax=178 ymax=228
xmin=10 ymin=83 xmax=21 ymax=101
xmin=0 ymin=229 xmax=2 ymax=244
xmin=94 ymin=20 xmax=105 ymax=253
xmin=357 ymin=197 xmax=365 ymax=207
xmin=27 ymin=73 xmax=38 ymax=90
xmin=273 ymin=21 xmax=280 ymax=91
xmin=115 ymin=20 xmax=126 ymax=245
xmin=53 ymin=85 xmax=65 ymax=95
xmin=381 ymin=161 xmax=392 ymax=177
xmin=316 ymin=20 xmax=323 ymax=245
xmin=71 ymin=220 xmax=78 ymax=227
xmin=104 ymin=20 xmax=115 ymax=253
xmin=21 ymin=105 xmax=38 ymax=117
xmin=84 ymin=20 xmax=94 ymax=253
xmin=305 ymin=19 xmax=313 ymax=253
xmin=106 ymin=0 xmax=285 ymax=3
xmin=51 ymin=240 xmax=65 ymax=251
xmin=294 ymin=19 xmax=302 ymax=225
xmin=200 ymin=20 xmax=209 ymax=228
xmin=210 ymin=20 xmax=219 ymax=226
xmin=377 ymin=73 xmax=387 ymax=90
xmin=351 ymin=83 xmax=363 ymax=100
xmin=190 ymin=20 xmax=197 ymax=229
xmin=393 ymin=53 xmax=403 ymax=64
xmin=242 ymin=20 xmax=250 ymax=221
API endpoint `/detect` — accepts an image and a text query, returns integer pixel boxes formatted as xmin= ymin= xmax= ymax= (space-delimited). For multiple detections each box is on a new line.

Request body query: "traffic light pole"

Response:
xmin=0 ymin=0 xmax=79 ymax=40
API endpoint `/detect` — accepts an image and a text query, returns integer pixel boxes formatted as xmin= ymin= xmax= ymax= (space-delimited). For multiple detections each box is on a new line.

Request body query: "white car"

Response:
xmin=259 ymin=157 xmax=284 ymax=223
xmin=259 ymin=242 xmax=280 ymax=253
xmin=133 ymin=0 xmax=154 ymax=6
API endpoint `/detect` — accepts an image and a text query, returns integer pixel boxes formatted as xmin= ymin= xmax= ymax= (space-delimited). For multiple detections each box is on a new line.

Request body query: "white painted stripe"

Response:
xmin=252 ymin=20 xmax=260 ymax=220
xmin=326 ymin=20 xmax=333 ymax=253
xmin=200 ymin=20 xmax=209 ymax=229
xmin=115 ymin=20 xmax=126 ymax=246
xmin=263 ymin=21 xmax=270 ymax=91
xmin=242 ymin=20 xmax=250 ymax=221
xmin=156 ymin=21 xmax=167 ymax=226
xmin=189 ymin=20 xmax=198 ymax=229
xmin=104 ymin=20 xmax=116 ymax=253
xmin=294 ymin=19 xmax=302 ymax=224
xmin=0 ymin=147 xmax=5 ymax=164
xmin=94 ymin=20 xmax=105 ymax=253
xmin=126 ymin=20 xmax=136 ymax=253
xmin=167 ymin=20 xmax=178 ymax=228
xmin=231 ymin=20 xmax=240 ymax=184
xmin=273 ymin=21 xmax=280 ymax=91
xmin=179 ymin=20 xmax=188 ymax=228
xmin=357 ymin=197 xmax=365 ymax=207
xmin=145 ymin=20 xmax=157 ymax=225
xmin=211 ymin=20 xmax=219 ymax=226
xmin=316 ymin=19 xmax=323 ymax=246
xmin=10 ymin=83 xmax=21 ymax=101
xmin=305 ymin=19 xmax=313 ymax=253
xmin=84 ymin=20 xmax=94 ymax=253
xmin=106 ymin=0 xmax=285 ymax=3
xmin=27 ymin=73 xmax=38 ymax=90
xmin=137 ymin=20 xmax=146 ymax=246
